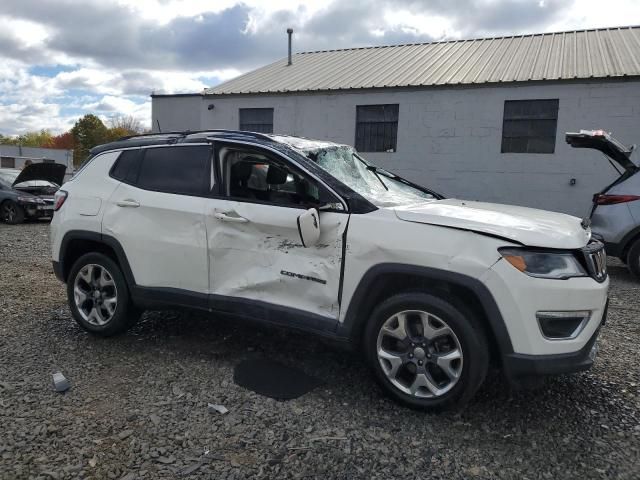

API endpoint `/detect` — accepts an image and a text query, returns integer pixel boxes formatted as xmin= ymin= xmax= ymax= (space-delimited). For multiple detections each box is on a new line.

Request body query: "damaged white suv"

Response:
xmin=50 ymin=130 xmax=609 ymax=410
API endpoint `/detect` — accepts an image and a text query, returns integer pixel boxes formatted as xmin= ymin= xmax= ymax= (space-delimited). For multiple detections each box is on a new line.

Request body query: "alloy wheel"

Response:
xmin=376 ymin=310 xmax=463 ymax=398
xmin=73 ymin=264 xmax=118 ymax=326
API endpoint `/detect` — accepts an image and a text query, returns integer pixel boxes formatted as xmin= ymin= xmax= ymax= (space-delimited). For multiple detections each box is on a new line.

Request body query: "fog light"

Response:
xmin=536 ymin=311 xmax=591 ymax=340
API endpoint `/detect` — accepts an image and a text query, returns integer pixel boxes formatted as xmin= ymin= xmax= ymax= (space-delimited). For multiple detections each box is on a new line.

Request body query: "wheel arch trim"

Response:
xmin=58 ymin=230 xmax=136 ymax=286
xmin=338 ymin=263 xmax=514 ymax=356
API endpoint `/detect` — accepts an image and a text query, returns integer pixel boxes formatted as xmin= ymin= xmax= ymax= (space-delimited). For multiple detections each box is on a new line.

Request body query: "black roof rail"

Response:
xmin=117 ymin=129 xmax=274 ymax=142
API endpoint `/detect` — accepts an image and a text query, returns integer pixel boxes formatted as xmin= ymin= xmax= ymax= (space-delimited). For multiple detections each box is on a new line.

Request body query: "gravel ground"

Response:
xmin=1 ymin=222 xmax=639 ymax=480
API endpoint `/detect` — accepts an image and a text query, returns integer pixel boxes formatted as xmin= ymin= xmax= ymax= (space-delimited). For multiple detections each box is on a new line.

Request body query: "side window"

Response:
xmin=1 ymin=157 xmax=15 ymax=168
xmin=137 ymin=146 xmax=210 ymax=196
xmin=110 ymin=150 xmax=141 ymax=183
xmin=220 ymin=148 xmax=334 ymax=207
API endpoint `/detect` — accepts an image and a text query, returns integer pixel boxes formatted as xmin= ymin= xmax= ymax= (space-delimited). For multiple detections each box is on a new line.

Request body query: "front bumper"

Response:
xmin=21 ymin=203 xmax=55 ymax=218
xmin=483 ymin=258 xmax=609 ymax=356
xmin=502 ymin=300 xmax=607 ymax=386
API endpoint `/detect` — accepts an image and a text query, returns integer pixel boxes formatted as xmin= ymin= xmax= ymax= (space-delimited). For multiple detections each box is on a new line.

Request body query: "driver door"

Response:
xmin=204 ymin=141 xmax=349 ymax=320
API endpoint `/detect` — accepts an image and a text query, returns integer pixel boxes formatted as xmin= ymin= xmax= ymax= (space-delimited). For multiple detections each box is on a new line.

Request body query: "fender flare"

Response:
xmin=58 ymin=230 xmax=137 ymax=287
xmin=337 ymin=263 xmax=514 ymax=356
xmin=607 ymin=225 xmax=640 ymax=259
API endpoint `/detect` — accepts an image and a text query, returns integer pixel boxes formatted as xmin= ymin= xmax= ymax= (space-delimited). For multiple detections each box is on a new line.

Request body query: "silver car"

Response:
xmin=567 ymin=130 xmax=640 ymax=276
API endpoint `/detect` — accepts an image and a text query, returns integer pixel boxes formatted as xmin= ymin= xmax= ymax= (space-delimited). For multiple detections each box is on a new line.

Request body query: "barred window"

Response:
xmin=501 ymin=99 xmax=559 ymax=154
xmin=1 ymin=157 xmax=15 ymax=168
xmin=239 ymin=108 xmax=274 ymax=134
xmin=355 ymin=104 xmax=399 ymax=152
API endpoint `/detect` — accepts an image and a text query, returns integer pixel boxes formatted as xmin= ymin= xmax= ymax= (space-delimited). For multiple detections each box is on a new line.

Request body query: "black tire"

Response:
xmin=363 ymin=292 xmax=489 ymax=411
xmin=67 ymin=252 xmax=141 ymax=336
xmin=626 ymin=238 xmax=640 ymax=278
xmin=1 ymin=200 xmax=25 ymax=224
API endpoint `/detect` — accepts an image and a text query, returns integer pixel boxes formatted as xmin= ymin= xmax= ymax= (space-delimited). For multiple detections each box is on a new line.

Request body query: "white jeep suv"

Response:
xmin=50 ymin=130 xmax=609 ymax=410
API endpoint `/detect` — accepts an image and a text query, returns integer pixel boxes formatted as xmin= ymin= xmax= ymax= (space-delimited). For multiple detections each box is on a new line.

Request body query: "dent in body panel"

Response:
xmin=338 ymin=209 xmax=508 ymax=323
xmin=207 ymin=202 xmax=346 ymax=318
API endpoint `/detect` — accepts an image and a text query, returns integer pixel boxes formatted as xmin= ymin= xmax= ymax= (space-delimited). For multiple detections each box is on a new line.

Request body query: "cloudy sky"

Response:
xmin=1 ymin=0 xmax=639 ymax=136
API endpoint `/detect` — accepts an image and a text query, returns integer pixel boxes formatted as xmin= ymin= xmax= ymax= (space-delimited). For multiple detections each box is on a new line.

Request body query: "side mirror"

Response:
xmin=297 ymin=208 xmax=320 ymax=248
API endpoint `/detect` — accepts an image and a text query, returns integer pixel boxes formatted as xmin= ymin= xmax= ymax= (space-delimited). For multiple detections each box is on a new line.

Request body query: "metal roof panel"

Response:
xmin=205 ymin=26 xmax=640 ymax=95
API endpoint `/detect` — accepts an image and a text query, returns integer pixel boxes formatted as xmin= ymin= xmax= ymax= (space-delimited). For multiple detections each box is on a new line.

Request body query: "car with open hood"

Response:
xmin=0 ymin=163 xmax=66 ymax=224
xmin=50 ymin=130 xmax=608 ymax=410
xmin=566 ymin=130 xmax=640 ymax=277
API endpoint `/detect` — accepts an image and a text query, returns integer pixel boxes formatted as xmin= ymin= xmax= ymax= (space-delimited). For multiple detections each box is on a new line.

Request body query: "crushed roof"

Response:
xmin=205 ymin=26 xmax=640 ymax=95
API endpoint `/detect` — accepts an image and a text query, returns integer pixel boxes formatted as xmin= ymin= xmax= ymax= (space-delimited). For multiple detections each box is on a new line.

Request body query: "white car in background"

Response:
xmin=50 ymin=130 xmax=608 ymax=410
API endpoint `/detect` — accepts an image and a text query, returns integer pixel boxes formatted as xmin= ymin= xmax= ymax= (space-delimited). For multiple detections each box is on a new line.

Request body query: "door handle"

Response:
xmin=116 ymin=199 xmax=140 ymax=208
xmin=214 ymin=211 xmax=248 ymax=223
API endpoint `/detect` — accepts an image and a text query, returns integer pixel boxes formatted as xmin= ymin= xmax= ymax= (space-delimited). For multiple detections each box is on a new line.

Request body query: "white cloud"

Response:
xmin=1 ymin=0 xmax=640 ymax=136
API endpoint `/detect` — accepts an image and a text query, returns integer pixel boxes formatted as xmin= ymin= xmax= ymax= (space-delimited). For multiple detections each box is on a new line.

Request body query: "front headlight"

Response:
xmin=17 ymin=196 xmax=39 ymax=204
xmin=499 ymin=248 xmax=587 ymax=279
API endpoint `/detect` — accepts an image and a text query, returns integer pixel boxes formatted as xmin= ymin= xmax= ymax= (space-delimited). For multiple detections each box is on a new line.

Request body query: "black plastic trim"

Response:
xmin=338 ymin=263 xmax=514 ymax=356
xmin=209 ymin=293 xmax=339 ymax=337
xmin=131 ymin=285 xmax=209 ymax=310
xmin=127 ymin=286 xmax=340 ymax=339
xmin=606 ymin=225 xmax=640 ymax=259
xmin=58 ymin=231 xmax=343 ymax=341
xmin=502 ymin=303 xmax=606 ymax=384
xmin=296 ymin=215 xmax=306 ymax=247
xmin=58 ymin=230 xmax=103 ymax=282
xmin=52 ymin=261 xmax=63 ymax=282
xmin=604 ymin=241 xmax=623 ymax=258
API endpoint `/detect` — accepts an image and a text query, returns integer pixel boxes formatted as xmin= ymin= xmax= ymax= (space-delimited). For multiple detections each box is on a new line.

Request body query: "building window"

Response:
xmin=501 ymin=99 xmax=559 ymax=154
xmin=1 ymin=157 xmax=15 ymax=168
xmin=239 ymin=108 xmax=274 ymax=133
xmin=355 ymin=104 xmax=399 ymax=152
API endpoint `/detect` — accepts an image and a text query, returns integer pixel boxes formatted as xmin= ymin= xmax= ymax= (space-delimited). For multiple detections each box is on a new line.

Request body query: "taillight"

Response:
xmin=54 ymin=190 xmax=68 ymax=211
xmin=594 ymin=194 xmax=640 ymax=205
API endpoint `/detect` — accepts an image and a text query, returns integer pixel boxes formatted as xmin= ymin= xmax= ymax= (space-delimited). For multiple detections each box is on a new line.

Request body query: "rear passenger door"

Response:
xmin=102 ymin=145 xmax=211 ymax=297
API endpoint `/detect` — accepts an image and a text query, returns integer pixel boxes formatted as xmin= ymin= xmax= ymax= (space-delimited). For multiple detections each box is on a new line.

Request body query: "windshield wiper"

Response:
xmin=364 ymin=165 xmax=389 ymax=190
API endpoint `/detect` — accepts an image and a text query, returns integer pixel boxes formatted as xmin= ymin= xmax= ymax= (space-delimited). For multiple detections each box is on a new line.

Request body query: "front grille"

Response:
xmin=582 ymin=241 xmax=607 ymax=282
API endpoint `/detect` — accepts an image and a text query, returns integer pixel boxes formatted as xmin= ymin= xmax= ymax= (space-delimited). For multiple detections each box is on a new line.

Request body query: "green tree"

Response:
xmin=71 ymin=114 xmax=108 ymax=166
xmin=0 ymin=130 xmax=53 ymax=147
xmin=17 ymin=129 xmax=54 ymax=147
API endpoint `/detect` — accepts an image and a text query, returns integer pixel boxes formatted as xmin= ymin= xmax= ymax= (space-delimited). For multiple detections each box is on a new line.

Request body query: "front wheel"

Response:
xmin=1 ymin=200 xmax=25 ymax=224
xmin=67 ymin=253 xmax=141 ymax=336
xmin=363 ymin=292 xmax=489 ymax=411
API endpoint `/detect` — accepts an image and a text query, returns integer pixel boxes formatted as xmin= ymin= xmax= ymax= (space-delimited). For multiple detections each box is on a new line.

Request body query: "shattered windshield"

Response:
xmin=305 ymin=145 xmax=436 ymax=207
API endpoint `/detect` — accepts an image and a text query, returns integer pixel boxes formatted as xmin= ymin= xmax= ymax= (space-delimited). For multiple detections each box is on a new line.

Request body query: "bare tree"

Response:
xmin=108 ymin=115 xmax=143 ymax=134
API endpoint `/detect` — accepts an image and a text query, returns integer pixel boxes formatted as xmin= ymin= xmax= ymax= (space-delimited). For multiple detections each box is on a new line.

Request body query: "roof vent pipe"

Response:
xmin=287 ymin=28 xmax=293 ymax=65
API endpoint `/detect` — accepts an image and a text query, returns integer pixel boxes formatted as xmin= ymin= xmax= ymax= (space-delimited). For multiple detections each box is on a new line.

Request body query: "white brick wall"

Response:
xmin=152 ymin=80 xmax=640 ymax=216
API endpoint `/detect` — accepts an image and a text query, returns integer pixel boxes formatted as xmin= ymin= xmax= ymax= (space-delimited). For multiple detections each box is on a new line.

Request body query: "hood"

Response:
xmin=12 ymin=162 xmax=66 ymax=187
xmin=394 ymin=199 xmax=591 ymax=249
xmin=566 ymin=130 xmax=638 ymax=173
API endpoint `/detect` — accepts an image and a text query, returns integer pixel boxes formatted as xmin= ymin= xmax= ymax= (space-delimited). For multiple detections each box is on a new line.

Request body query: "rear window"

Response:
xmin=137 ymin=146 xmax=210 ymax=196
xmin=110 ymin=150 xmax=141 ymax=183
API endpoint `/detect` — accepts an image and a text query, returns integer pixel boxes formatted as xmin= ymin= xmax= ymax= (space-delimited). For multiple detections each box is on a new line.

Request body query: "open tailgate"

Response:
xmin=566 ymin=130 xmax=637 ymax=173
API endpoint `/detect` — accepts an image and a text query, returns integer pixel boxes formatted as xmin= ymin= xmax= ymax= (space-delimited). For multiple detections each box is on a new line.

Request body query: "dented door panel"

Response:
xmin=206 ymin=200 xmax=347 ymax=319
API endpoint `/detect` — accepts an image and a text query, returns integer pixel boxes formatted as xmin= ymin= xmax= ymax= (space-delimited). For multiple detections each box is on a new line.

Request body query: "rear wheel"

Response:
xmin=626 ymin=238 xmax=640 ymax=278
xmin=364 ymin=292 xmax=489 ymax=411
xmin=67 ymin=253 xmax=141 ymax=336
xmin=1 ymin=200 xmax=25 ymax=224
